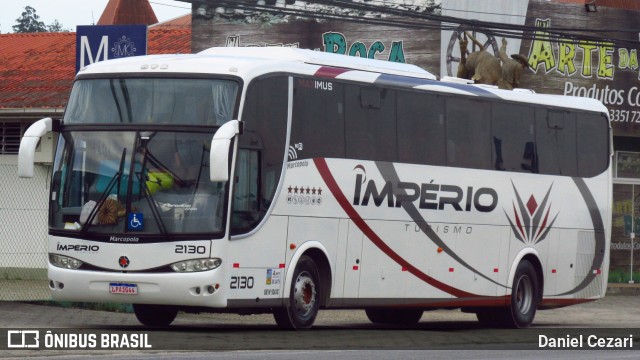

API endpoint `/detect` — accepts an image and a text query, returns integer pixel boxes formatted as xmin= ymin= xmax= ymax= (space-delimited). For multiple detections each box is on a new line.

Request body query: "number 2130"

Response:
xmin=230 ymin=276 xmax=254 ymax=289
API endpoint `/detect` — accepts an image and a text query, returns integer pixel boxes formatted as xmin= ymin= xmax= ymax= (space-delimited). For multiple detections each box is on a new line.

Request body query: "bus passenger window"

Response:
xmin=446 ymin=98 xmax=491 ymax=170
xmin=521 ymin=142 xmax=538 ymax=173
xmin=536 ymin=110 xmax=578 ymax=176
xmin=291 ymin=77 xmax=345 ymax=159
xmin=491 ymin=103 xmax=535 ymax=173
xmin=397 ymin=91 xmax=445 ymax=166
xmin=345 ymin=84 xmax=397 ymax=162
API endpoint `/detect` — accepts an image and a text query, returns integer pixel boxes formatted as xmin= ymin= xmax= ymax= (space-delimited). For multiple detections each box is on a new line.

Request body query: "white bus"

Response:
xmin=19 ymin=47 xmax=611 ymax=329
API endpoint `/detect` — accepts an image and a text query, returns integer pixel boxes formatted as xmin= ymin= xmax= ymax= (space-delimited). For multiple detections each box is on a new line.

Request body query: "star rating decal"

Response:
xmin=286 ymin=185 xmax=324 ymax=206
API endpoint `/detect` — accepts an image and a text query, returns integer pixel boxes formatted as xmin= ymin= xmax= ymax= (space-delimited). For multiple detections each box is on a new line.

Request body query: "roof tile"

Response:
xmin=0 ymin=27 xmax=190 ymax=109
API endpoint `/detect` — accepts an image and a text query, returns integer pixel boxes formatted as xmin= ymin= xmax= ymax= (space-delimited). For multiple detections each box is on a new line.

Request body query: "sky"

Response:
xmin=0 ymin=0 xmax=191 ymax=34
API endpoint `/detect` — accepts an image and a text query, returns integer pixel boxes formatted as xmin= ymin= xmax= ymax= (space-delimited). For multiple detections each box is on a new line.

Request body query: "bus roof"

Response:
xmin=78 ymin=47 xmax=608 ymax=114
xmin=198 ymin=47 xmax=437 ymax=80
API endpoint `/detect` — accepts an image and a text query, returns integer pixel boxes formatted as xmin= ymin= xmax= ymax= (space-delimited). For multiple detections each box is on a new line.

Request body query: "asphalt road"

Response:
xmin=0 ymin=294 xmax=639 ymax=357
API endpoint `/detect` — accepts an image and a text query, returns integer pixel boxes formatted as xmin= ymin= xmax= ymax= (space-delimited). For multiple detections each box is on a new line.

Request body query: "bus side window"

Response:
xmin=397 ymin=91 xmax=445 ymax=166
xmin=231 ymin=148 xmax=260 ymax=232
xmin=233 ymin=75 xmax=288 ymax=235
xmin=446 ymin=97 xmax=491 ymax=170
xmin=577 ymin=113 xmax=609 ymax=177
xmin=291 ymin=77 xmax=345 ymax=159
xmin=345 ymin=84 xmax=397 ymax=162
xmin=536 ymin=109 xmax=578 ymax=176
xmin=491 ymin=102 xmax=536 ymax=173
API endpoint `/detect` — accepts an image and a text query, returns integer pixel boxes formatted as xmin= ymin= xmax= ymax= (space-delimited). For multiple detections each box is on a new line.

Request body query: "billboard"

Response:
xmin=76 ymin=25 xmax=148 ymax=73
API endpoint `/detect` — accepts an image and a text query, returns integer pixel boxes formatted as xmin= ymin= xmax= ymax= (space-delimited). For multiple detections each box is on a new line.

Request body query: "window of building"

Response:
xmin=0 ymin=121 xmax=30 ymax=154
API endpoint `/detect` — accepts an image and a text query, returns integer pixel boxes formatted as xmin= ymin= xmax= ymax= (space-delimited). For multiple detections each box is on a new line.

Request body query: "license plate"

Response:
xmin=109 ymin=283 xmax=138 ymax=295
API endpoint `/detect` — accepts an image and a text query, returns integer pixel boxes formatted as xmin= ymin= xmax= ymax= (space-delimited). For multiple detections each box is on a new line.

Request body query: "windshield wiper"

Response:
xmin=131 ymin=133 xmax=168 ymax=236
xmin=135 ymin=171 xmax=168 ymax=236
xmin=81 ymin=148 xmax=127 ymax=233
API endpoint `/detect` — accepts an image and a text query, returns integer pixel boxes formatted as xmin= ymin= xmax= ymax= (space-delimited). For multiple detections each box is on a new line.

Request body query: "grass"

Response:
xmin=25 ymin=300 xmax=133 ymax=313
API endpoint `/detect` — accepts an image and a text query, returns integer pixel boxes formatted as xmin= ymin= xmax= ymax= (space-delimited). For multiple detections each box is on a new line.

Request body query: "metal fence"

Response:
xmin=0 ymin=163 xmax=51 ymax=301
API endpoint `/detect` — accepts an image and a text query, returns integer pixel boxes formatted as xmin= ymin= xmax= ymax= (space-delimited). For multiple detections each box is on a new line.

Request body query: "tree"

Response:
xmin=12 ymin=6 xmax=48 ymax=33
xmin=47 ymin=19 xmax=70 ymax=32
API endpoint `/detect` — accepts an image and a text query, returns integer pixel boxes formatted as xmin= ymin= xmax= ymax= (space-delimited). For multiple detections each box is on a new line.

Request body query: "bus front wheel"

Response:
xmin=273 ymin=255 xmax=320 ymax=330
xmin=133 ymin=304 xmax=178 ymax=327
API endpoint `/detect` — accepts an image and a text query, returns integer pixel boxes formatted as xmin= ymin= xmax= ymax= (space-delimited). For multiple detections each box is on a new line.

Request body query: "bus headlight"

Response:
xmin=50 ymin=254 xmax=83 ymax=270
xmin=170 ymin=258 xmax=222 ymax=273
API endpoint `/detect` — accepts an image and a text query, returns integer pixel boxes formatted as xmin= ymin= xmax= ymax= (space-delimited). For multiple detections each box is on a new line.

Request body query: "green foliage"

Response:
xmin=13 ymin=6 xmax=48 ymax=33
xmin=27 ymin=301 xmax=134 ymax=313
xmin=47 ymin=19 xmax=71 ymax=33
xmin=608 ymin=268 xmax=640 ymax=283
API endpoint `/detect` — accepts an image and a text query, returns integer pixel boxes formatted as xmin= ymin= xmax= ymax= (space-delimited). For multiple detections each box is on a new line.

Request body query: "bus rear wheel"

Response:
xmin=365 ymin=308 xmax=423 ymax=325
xmin=480 ymin=260 xmax=539 ymax=328
xmin=133 ymin=304 xmax=178 ymax=327
xmin=505 ymin=260 xmax=539 ymax=328
xmin=273 ymin=255 xmax=320 ymax=330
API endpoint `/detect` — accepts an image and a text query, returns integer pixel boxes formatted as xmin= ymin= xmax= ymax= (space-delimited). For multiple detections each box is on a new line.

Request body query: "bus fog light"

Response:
xmin=50 ymin=254 xmax=83 ymax=270
xmin=170 ymin=258 xmax=222 ymax=273
xmin=207 ymin=285 xmax=215 ymax=294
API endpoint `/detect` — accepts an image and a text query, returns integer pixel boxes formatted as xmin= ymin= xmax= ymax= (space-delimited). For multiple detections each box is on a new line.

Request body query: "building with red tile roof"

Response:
xmin=98 ymin=0 xmax=159 ymax=26
xmin=0 ymin=0 xmax=190 ymax=155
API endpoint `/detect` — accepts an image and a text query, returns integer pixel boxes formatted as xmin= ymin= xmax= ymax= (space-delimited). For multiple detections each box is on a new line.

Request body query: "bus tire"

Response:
xmin=365 ymin=308 xmax=423 ymax=325
xmin=500 ymin=260 xmax=539 ymax=328
xmin=133 ymin=304 xmax=178 ymax=327
xmin=273 ymin=255 xmax=320 ymax=330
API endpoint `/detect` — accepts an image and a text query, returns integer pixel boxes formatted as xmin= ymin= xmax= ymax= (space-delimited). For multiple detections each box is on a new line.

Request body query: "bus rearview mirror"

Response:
xmin=210 ymin=120 xmax=243 ymax=182
xmin=18 ymin=117 xmax=55 ymax=178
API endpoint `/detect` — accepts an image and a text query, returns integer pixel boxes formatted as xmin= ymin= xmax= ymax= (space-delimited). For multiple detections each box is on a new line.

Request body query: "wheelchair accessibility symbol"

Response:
xmin=127 ymin=213 xmax=144 ymax=231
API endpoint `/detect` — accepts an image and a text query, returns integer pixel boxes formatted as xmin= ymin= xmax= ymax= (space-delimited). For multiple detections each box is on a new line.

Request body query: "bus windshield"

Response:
xmin=64 ymin=78 xmax=239 ymax=125
xmin=50 ymin=130 xmax=226 ymax=239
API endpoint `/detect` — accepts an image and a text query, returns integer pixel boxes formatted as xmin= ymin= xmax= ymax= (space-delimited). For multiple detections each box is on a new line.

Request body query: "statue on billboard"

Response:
xmin=457 ymin=32 xmax=530 ymax=90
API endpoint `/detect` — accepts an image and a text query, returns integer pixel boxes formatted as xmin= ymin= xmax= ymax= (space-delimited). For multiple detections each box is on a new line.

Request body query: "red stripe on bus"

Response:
xmin=313 ymin=157 xmax=484 ymax=299
xmin=313 ymin=66 xmax=350 ymax=78
xmin=409 ymin=297 xmax=509 ymax=308
xmin=540 ymin=298 xmax=595 ymax=307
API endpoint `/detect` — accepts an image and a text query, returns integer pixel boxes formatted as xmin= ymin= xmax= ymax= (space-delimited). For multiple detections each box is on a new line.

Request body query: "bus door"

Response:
xmin=358 ymin=220 xmax=406 ymax=302
xmin=343 ymin=220 xmax=364 ymax=303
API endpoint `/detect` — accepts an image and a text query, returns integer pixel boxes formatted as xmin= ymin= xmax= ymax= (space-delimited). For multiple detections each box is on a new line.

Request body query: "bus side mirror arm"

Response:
xmin=210 ymin=120 xmax=243 ymax=182
xmin=18 ymin=117 xmax=58 ymax=178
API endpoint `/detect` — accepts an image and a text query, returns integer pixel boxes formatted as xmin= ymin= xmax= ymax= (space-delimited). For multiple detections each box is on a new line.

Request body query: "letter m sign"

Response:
xmin=75 ymin=25 xmax=147 ymax=73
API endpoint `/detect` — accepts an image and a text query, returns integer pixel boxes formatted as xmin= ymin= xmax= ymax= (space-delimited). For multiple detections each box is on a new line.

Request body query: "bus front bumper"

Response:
xmin=47 ymin=264 xmax=227 ymax=308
